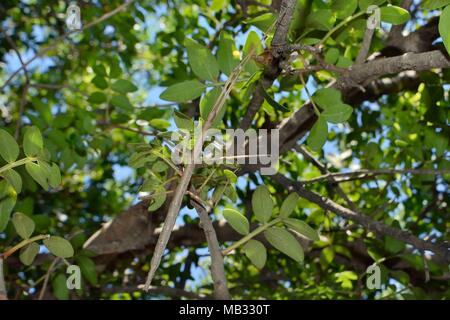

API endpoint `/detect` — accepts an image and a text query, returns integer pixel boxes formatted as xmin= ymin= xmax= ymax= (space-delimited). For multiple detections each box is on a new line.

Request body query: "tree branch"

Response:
xmin=270 ymin=173 xmax=450 ymax=263
xmin=239 ymin=0 xmax=297 ymax=131
xmin=300 ymin=168 xmax=450 ymax=184
xmin=190 ymin=195 xmax=231 ymax=300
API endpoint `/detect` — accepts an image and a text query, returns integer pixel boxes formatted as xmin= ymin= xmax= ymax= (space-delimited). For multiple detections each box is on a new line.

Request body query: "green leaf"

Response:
xmin=160 ymin=80 xmax=206 ymax=102
xmin=211 ymin=0 xmax=227 ymax=11
xmin=307 ymin=116 xmax=328 ymax=152
xmin=264 ymin=227 xmax=304 ymax=262
xmin=321 ymin=104 xmax=353 ymax=123
xmin=111 ymin=79 xmax=138 ymax=94
xmin=88 ymin=92 xmax=107 ymax=104
xmin=25 ymin=162 xmax=49 ymax=190
xmin=19 ymin=242 xmax=40 ymax=266
xmin=185 ymin=38 xmax=219 ymax=82
xmin=92 ymin=75 xmax=108 ymax=89
xmin=439 ymin=5 xmax=450 ymax=55
xmin=246 ymin=13 xmax=277 ymax=32
xmin=23 ymin=126 xmax=43 ymax=157
xmin=223 ymin=208 xmax=249 ymax=235
xmin=148 ymin=187 xmax=167 ymax=212
xmin=93 ymin=64 xmax=107 ymax=76
xmin=324 ymin=48 xmax=340 ymax=65
xmin=48 ymin=163 xmax=61 ymax=188
xmin=110 ymin=95 xmax=133 ymax=112
xmin=52 ymin=274 xmax=69 ymax=300
xmin=279 ymin=193 xmax=299 ymax=218
xmin=262 ymin=89 xmax=289 ymax=112
xmin=380 ymin=5 xmax=411 ymax=25
xmin=149 ymin=119 xmax=171 ymax=130
xmin=12 ymin=212 xmax=35 ymax=239
xmin=44 ymin=236 xmax=74 ymax=258
xmin=217 ymin=33 xmax=240 ymax=76
xmin=243 ymin=31 xmax=263 ymax=74
xmin=223 ymin=169 xmax=237 ymax=183
xmin=0 ymin=129 xmax=19 ymax=163
xmin=77 ymin=256 xmax=98 ymax=286
xmin=0 ymin=197 xmax=16 ymax=232
xmin=2 ymin=169 xmax=22 ymax=193
xmin=384 ymin=235 xmax=405 ymax=254
xmin=423 ymin=0 xmax=450 ymax=10
xmin=174 ymin=111 xmax=194 ymax=131
xmin=242 ymin=240 xmax=267 ymax=269
xmin=332 ymin=0 xmax=358 ymax=19
xmin=305 ymin=9 xmax=336 ymax=31
xmin=199 ymin=87 xmax=225 ymax=127
xmin=252 ymin=185 xmax=273 ymax=223
xmin=283 ymin=218 xmax=319 ymax=241
xmin=313 ymin=88 xmax=342 ymax=109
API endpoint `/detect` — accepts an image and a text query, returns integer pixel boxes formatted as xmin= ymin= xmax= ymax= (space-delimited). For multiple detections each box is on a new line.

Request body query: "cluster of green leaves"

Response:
xmin=306 ymin=88 xmax=353 ymax=151
xmin=12 ymin=211 xmax=74 ymax=265
xmin=223 ymin=185 xmax=319 ymax=269
xmin=87 ymin=59 xmax=138 ymax=113
xmin=0 ymin=127 xmax=61 ymax=232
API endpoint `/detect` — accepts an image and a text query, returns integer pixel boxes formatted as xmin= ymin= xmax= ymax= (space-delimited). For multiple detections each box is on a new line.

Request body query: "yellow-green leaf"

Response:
xmin=279 ymin=193 xmax=299 ymax=218
xmin=252 ymin=185 xmax=273 ymax=223
xmin=44 ymin=236 xmax=74 ymax=258
xmin=19 ymin=242 xmax=40 ymax=266
xmin=283 ymin=218 xmax=319 ymax=241
xmin=0 ymin=129 xmax=19 ymax=163
xmin=242 ymin=239 xmax=267 ymax=269
xmin=223 ymin=208 xmax=249 ymax=235
xmin=264 ymin=227 xmax=304 ymax=262
xmin=12 ymin=212 xmax=35 ymax=239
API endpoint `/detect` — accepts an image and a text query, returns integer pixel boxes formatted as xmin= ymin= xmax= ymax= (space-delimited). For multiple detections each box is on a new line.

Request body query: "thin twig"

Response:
xmin=300 ymin=168 xmax=450 ymax=184
xmin=38 ymin=258 xmax=60 ymax=300
xmin=189 ymin=188 xmax=231 ymax=299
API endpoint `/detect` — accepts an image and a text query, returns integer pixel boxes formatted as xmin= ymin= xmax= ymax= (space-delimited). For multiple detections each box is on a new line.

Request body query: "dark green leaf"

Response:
xmin=307 ymin=116 xmax=328 ymax=152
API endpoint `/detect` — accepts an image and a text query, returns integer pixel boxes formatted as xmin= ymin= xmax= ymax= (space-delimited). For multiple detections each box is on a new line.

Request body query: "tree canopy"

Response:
xmin=0 ymin=0 xmax=449 ymax=300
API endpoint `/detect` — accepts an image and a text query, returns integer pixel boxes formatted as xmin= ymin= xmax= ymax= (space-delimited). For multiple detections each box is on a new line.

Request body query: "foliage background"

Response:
xmin=0 ymin=0 xmax=449 ymax=300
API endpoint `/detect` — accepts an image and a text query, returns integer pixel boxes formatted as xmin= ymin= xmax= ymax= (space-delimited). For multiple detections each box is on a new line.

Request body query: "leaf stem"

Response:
xmin=0 ymin=157 xmax=37 ymax=175
xmin=222 ymin=218 xmax=281 ymax=256
xmin=1 ymin=234 xmax=50 ymax=260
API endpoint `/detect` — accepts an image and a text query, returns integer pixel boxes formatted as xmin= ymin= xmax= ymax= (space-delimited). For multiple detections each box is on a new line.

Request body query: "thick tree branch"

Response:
xmin=278 ymin=50 xmax=450 ymax=153
xmin=239 ymin=0 xmax=296 ymax=131
xmin=270 ymin=173 xmax=450 ymax=263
